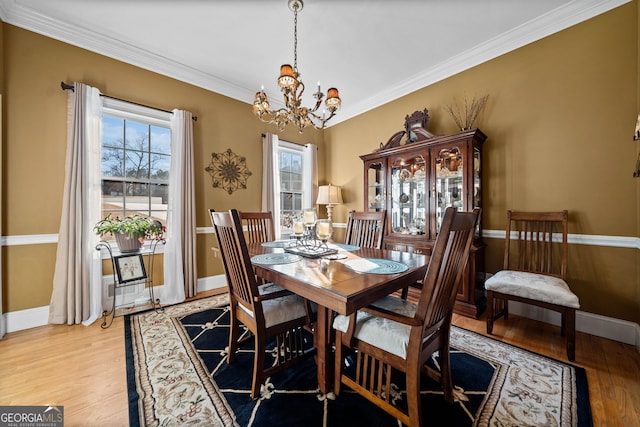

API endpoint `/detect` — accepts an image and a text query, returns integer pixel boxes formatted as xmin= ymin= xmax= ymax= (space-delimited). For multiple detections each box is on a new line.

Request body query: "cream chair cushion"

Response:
xmin=333 ymin=296 xmax=418 ymax=359
xmin=239 ymin=283 xmax=310 ymax=328
xmin=485 ymin=270 xmax=580 ymax=308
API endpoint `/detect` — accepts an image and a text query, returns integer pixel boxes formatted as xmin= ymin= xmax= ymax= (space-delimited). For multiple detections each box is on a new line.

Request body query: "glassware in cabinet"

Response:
xmin=434 ymin=146 xmax=464 ymax=233
xmin=366 ymin=161 xmax=385 ymax=212
xmin=390 ymin=155 xmax=426 ymax=235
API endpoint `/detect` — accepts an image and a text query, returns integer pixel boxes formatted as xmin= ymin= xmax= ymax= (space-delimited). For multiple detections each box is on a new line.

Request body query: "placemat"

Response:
xmin=261 ymin=240 xmax=295 ymax=248
xmin=345 ymin=258 xmax=409 ymax=274
xmin=331 ymin=243 xmax=360 ymax=251
xmin=251 ymin=253 xmax=301 ymax=265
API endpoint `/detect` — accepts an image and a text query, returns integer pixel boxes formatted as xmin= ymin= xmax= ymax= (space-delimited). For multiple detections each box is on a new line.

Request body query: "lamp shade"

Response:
xmin=316 ymin=184 xmax=343 ymax=205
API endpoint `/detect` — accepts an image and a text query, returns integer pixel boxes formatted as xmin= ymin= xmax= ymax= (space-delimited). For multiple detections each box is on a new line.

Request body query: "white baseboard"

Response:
xmin=3 ymin=275 xmax=639 ymax=354
xmin=3 ymin=274 xmax=228 ymax=334
xmin=508 ymin=302 xmax=640 ymax=352
xmin=5 ymin=305 xmax=50 ymax=333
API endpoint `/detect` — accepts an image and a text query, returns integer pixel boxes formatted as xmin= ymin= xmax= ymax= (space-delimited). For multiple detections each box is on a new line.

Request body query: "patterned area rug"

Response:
xmin=125 ymin=295 xmax=592 ymax=427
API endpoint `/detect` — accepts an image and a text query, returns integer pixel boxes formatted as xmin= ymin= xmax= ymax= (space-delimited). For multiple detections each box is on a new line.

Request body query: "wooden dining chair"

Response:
xmin=211 ymin=209 xmax=315 ymax=398
xmin=333 ymin=207 xmax=480 ymax=427
xmin=485 ymin=210 xmax=579 ymax=361
xmin=238 ymin=211 xmax=276 ymax=244
xmin=344 ymin=210 xmax=386 ymax=249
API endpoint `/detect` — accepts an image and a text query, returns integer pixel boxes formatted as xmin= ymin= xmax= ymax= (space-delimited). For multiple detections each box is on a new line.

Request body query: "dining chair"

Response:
xmin=211 ymin=209 xmax=315 ymax=398
xmin=344 ymin=210 xmax=386 ymax=249
xmin=333 ymin=207 xmax=480 ymax=427
xmin=485 ymin=210 xmax=579 ymax=361
xmin=238 ymin=211 xmax=276 ymax=244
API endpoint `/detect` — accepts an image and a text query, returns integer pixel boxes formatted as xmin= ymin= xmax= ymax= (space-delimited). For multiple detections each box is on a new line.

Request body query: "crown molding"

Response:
xmin=0 ymin=0 xmax=630 ymax=125
xmin=330 ymin=0 xmax=630 ymax=125
xmin=0 ymin=0 xmax=251 ymax=102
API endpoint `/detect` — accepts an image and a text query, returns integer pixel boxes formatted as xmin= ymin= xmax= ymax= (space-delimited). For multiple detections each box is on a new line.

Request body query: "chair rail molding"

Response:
xmin=2 ymin=229 xmax=638 ymax=249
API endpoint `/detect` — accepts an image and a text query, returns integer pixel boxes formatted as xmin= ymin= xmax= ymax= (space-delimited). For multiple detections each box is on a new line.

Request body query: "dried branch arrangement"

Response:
xmin=444 ymin=94 xmax=489 ymax=131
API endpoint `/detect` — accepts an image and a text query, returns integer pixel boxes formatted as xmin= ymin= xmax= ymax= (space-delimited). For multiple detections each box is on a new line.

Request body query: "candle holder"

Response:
xmin=292 ymin=223 xmax=329 ymax=252
xmin=285 ymin=209 xmax=337 ymax=257
xmin=316 ymin=219 xmax=332 ymax=244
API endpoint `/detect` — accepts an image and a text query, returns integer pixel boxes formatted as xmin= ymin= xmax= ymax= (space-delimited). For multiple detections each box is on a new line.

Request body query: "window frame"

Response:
xmin=100 ymin=98 xmax=172 ymax=227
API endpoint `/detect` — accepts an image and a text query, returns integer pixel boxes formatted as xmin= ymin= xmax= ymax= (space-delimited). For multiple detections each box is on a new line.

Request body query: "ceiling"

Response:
xmin=0 ymin=0 xmax=628 ymax=126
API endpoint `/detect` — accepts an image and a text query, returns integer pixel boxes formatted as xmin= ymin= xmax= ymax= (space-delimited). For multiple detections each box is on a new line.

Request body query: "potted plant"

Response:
xmin=94 ymin=214 xmax=165 ymax=253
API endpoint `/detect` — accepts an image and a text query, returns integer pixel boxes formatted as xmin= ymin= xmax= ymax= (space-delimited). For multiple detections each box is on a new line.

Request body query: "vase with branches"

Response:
xmin=444 ymin=94 xmax=489 ymax=131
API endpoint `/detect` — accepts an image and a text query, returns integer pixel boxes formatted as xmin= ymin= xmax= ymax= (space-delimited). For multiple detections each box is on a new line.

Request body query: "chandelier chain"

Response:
xmin=293 ymin=3 xmax=298 ymax=71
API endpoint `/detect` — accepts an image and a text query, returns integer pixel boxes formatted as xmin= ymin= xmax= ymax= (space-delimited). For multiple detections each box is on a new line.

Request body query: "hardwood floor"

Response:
xmin=1 ymin=292 xmax=638 ymax=426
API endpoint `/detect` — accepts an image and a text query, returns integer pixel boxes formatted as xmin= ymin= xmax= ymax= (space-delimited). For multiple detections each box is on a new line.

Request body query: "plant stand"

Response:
xmin=96 ymin=238 xmax=165 ymax=328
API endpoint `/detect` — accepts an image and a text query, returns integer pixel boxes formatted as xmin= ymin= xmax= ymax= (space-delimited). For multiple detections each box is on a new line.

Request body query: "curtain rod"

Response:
xmin=61 ymin=82 xmax=197 ymax=121
xmin=261 ymin=133 xmax=311 ymax=148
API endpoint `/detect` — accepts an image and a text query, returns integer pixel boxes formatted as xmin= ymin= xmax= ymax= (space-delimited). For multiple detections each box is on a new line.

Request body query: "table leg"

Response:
xmin=315 ymin=306 xmax=334 ymax=395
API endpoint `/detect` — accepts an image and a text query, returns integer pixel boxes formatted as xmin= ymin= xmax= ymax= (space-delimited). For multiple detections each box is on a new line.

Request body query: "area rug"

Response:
xmin=125 ymin=295 xmax=592 ymax=427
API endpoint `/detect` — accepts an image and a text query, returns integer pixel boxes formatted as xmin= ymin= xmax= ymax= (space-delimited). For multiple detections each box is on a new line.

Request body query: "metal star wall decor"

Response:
xmin=205 ymin=148 xmax=252 ymax=194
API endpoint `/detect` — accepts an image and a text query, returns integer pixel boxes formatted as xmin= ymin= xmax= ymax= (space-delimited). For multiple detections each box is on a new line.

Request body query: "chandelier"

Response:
xmin=253 ymin=0 xmax=341 ymax=133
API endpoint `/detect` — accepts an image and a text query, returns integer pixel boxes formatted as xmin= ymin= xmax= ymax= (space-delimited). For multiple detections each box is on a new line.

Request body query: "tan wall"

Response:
xmin=325 ymin=3 xmax=640 ymax=323
xmin=2 ymin=3 xmax=639 ymax=324
xmin=1 ymin=24 xmax=323 ymax=312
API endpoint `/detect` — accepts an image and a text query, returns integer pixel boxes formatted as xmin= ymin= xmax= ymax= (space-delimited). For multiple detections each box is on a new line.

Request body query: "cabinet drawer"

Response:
xmin=405 ymin=245 xmax=430 ymax=256
xmin=386 ymin=243 xmax=407 ymax=252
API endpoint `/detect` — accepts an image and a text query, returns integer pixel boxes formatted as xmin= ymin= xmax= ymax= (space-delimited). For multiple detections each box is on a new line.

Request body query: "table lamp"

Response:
xmin=316 ymin=184 xmax=343 ymax=224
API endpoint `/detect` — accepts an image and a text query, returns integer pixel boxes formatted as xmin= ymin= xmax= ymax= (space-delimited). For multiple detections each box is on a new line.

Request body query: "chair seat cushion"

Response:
xmin=333 ymin=296 xmax=417 ymax=359
xmin=240 ymin=283 xmax=310 ymax=328
xmin=485 ymin=270 xmax=580 ymax=308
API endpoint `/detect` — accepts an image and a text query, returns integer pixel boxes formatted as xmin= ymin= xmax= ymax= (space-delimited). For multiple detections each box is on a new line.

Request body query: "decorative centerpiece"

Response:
xmin=94 ymin=214 xmax=165 ymax=253
xmin=287 ymin=210 xmax=336 ymax=257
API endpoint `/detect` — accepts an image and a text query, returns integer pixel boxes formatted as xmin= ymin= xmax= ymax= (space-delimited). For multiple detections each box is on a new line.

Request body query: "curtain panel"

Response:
xmin=164 ymin=110 xmax=196 ymax=301
xmin=49 ymin=82 xmax=102 ymax=325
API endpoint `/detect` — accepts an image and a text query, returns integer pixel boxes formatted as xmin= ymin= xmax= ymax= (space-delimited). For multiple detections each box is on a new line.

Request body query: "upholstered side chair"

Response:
xmin=485 ymin=210 xmax=579 ymax=361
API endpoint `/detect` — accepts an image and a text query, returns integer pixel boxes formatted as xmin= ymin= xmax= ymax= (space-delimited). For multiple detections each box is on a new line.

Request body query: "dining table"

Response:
xmin=248 ymin=240 xmax=428 ymax=395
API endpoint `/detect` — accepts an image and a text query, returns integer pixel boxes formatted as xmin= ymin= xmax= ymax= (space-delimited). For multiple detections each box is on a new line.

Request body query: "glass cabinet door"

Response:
xmin=473 ymin=147 xmax=481 ymax=209
xmin=390 ymin=155 xmax=427 ymax=235
xmin=366 ymin=162 xmax=385 ymax=212
xmin=434 ymin=146 xmax=463 ymax=234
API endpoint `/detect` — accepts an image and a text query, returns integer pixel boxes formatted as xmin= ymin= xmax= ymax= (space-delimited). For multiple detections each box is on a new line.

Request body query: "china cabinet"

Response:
xmin=360 ymin=115 xmax=486 ymax=318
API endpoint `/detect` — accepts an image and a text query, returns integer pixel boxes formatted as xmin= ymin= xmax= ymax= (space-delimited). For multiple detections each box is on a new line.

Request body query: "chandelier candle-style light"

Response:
xmin=253 ymin=0 xmax=341 ymax=133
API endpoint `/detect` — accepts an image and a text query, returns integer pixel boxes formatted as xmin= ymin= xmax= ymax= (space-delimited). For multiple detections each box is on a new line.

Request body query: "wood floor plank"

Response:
xmin=1 ymin=293 xmax=638 ymax=426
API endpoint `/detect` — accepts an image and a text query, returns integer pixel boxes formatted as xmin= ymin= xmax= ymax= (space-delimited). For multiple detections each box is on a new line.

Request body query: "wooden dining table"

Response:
xmin=248 ymin=242 xmax=428 ymax=395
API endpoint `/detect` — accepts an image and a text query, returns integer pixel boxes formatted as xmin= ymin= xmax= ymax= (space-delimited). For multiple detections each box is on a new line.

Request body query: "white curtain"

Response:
xmin=262 ymin=133 xmax=281 ymax=238
xmin=49 ymin=82 xmax=103 ymax=325
xmin=303 ymin=143 xmax=318 ymax=209
xmin=163 ymin=109 xmax=196 ymax=301
xmin=262 ymin=134 xmax=318 ymax=238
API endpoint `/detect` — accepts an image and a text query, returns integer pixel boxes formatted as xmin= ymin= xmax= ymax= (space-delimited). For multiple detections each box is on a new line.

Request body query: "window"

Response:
xmin=100 ymin=99 xmax=171 ymax=227
xmin=277 ymin=140 xmax=315 ymax=235
xmin=279 ymin=148 xmax=303 ymax=216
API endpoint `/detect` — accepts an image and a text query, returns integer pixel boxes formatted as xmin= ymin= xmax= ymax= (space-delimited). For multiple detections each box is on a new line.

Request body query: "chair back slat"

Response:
xmin=505 ymin=210 xmax=568 ymax=279
xmin=239 ymin=211 xmax=276 ymax=244
xmin=345 ymin=210 xmax=386 ymax=249
xmin=416 ymin=208 xmax=480 ymax=332
xmin=211 ymin=209 xmax=261 ymax=313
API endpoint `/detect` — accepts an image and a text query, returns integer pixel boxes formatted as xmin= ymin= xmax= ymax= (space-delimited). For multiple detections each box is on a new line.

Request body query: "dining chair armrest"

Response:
xmin=360 ymin=305 xmax=421 ymax=326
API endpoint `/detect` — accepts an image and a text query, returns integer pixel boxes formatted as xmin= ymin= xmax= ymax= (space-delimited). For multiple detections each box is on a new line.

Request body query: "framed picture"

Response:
xmin=114 ymin=254 xmax=147 ymax=284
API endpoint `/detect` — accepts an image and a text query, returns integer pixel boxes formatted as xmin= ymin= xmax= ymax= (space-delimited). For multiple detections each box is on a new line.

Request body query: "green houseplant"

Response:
xmin=94 ymin=214 xmax=165 ymax=253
